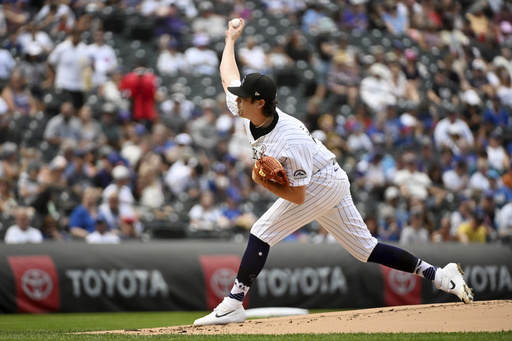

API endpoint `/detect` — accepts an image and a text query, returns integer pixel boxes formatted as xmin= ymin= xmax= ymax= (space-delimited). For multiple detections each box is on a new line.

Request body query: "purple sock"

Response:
xmin=228 ymin=234 xmax=270 ymax=301
xmin=367 ymin=242 xmax=418 ymax=273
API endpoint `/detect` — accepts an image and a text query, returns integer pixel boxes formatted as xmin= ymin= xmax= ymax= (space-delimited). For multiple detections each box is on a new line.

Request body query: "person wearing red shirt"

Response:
xmin=119 ymin=58 xmax=158 ymax=130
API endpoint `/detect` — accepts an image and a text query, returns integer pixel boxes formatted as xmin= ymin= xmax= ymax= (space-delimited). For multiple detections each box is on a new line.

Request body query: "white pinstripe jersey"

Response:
xmin=226 ymin=81 xmax=376 ymax=258
xmin=226 ymin=81 xmax=341 ymax=187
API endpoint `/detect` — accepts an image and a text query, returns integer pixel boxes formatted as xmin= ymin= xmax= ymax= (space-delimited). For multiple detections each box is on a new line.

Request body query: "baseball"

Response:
xmin=231 ymin=18 xmax=241 ymax=28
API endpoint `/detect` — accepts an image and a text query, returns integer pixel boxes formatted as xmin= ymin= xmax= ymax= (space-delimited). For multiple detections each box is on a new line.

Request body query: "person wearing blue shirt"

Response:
xmin=68 ymin=187 xmax=100 ymax=239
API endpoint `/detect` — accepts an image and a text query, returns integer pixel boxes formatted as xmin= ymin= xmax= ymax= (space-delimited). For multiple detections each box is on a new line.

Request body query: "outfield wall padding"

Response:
xmin=0 ymin=241 xmax=511 ymax=313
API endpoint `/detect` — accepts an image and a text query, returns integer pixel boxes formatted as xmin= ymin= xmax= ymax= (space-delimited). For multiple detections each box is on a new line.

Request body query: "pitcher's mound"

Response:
xmin=95 ymin=300 xmax=512 ymax=335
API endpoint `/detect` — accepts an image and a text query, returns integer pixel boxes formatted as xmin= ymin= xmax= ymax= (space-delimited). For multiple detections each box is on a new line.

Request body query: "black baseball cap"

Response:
xmin=228 ymin=73 xmax=277 ymax=99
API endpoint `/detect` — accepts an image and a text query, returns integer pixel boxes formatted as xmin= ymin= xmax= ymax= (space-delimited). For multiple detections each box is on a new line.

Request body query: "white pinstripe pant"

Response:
xmin=251 ymin=169 xmax=378 ymax=262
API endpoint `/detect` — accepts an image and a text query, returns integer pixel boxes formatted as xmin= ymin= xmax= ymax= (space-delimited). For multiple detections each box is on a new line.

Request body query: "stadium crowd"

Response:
xmin=0 ymin=0 xmax=511 ymax=246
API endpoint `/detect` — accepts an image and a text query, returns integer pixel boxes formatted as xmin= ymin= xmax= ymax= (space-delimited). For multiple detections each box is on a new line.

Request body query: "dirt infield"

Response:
xmin=95 ymin=300 xmax=511 ymax=335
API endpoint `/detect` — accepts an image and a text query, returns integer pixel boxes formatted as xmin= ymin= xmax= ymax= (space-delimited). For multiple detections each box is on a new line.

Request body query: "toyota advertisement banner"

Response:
xmin=0 ymin=242 xmax=511 ymax=313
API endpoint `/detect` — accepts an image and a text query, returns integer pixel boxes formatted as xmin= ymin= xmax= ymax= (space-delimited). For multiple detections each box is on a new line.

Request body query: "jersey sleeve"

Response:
xmin=282 ymin=144 xmax=313 ymax=187
xmin=225 ymin=79 xmax=241 ymax=116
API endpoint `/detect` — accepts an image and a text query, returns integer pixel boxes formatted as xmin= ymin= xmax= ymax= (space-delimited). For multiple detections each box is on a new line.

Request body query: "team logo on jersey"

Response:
xmin=293 ymin=169 xmax=307 ymax=179
xmin=252 ymin=145 xmax=266 ymax=160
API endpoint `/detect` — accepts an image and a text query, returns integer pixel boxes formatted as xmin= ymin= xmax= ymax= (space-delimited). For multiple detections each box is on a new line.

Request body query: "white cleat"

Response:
xmin=193 ymin=297 xmax=247 ymax=326
xmin=435 ymin=263 xmax=474 ymax=304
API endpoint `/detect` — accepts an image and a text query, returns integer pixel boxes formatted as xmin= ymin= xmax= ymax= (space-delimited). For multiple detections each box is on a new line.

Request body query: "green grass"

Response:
xmin=0 ymin=311 xmax=509 ymax=340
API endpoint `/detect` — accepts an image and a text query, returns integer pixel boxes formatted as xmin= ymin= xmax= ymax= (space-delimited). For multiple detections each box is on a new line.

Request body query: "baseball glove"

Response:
xmin=254 ymin=155 xmax=289 ymax=187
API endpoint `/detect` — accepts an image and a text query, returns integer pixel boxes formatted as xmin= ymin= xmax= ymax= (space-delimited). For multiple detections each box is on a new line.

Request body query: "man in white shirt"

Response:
xmin=102 ymin=165 xmax=135 ymax=206
xmin=360 ymin=63 xmax=395 ymax=113
xmin=16 ymin=22 xmax=54 ymax=54
xmin=433 ymin=107 xmax=474 ymax=151
xmin=47 ymin=28 xmax=91 ymax=109
xmin=87 ymin=30 xmax=117 ymax=89
xmin=4 ymin=207 xmax=43 ymax=244
xmin=394 ymin=152 xmax=432 ymax=201
xmin=184 ymin=33 xmax=219 ymax=75
xmin=238 ymin=36 xmax=269 ymax=75
xmin=442 ymin=159 xmax=469 ymax=192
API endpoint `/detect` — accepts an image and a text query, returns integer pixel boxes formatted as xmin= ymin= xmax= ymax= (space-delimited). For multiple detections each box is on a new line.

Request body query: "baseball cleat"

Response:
xmin=435 ymin=263 xmax=474 ymax=304
xmin=193 ymin=297 xmax=247 ymax=326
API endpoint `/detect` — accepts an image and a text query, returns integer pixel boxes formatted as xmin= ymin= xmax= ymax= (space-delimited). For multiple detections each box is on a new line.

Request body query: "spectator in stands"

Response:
xmin=98 ymin=190 xmax=122 ymax=232
xmin=394 ymin=152 xmax=432 ymax=202
xmin=98 ymin=102 xmax=122 ymax=149
xmin=68 ymin=187 xmax=100 ymax=239
xmin=2 ymin=1 xmax=29 ymax=35
xmin=399 ymin=206 xmax=430 ymax=245
xmin=465 ymin=5 xmax=490 ymax=42
xmin=284 ymin=29 xmax=312 ymax=64
xmin=267 ymin=41 xmax=298 ymax=88
xmin=191 ymin=1 xmax=226 ymax=40
xmin=482 ymin=96 xmax=511 ymax=131
xmin=98 ymin=68 xmax=129 ymax=116
xmin=468 ymin=157 xmax=492 ymax=196
xmin=102 ymin=164 xmax=134 ymax=206
xmin=189 ymin=98 xmax=220 ymax=155
xmin=184 ymin=32 xmax=219 ymax=76
xmin=17 ymin=160 xmax=45 ymax=209
xmin=460 ymin=89 xmax=483 ymax=135
xmin=164 ymin=133 xmax=197 ymax=197
xmin=87 ymin=30 xmax=118 ymax=90
xmin=153 ymin=3 xmax=187 ymax=43
xmin=34 ymin=0 xmax=76 ymax=35
xmin=188 ymin=190 xmax=225 ymax=232
xmin=301 ymin=3 xmax=335 ymax=36
xmin=238 ymin=36 xmax=269 ymax=75
xmin=340 ymin=0 xmax=369 ymax=32
xmin=16 ymin=21 xmax=54 ymax=55
xmin=77 ymin=104 xmax=106 ymax=148
xmin=346 ymin=122 xmax=373 ymax=156
xmin=1 ymin=70 xmax=38 ymax=117
xmin=0 ymin=142 xmax=20 ymax=181
xmin=486 ymin=131 xmax=510 ymax=174
xmin=433 ymin=105 xmax=474 ymax=151
xmin=47 ymin=27 xmax=91 ymax=109
xmin=442 ymin=123 xmax=473 ymax=158
xmin=497 ymin=200 xmax=512 ymax=241
xmin=427 ymin=67 xmax=459 ymax=107
xmin=360 ymin=63 xmax=395 ymax=113
xmin=467 ymin=58 xmax=494 ymax=99
xmin=387 ymin=52 xmax=419 ymax=104
xmin=16 ymin=42 xmax=48 ymax=110
xmin=381 ymin=0 xmax=409 ymax=36
xmin=43 ymin=100 xmax=83 ymax=151
xmin=119 ymin=57 xmax=159 ymax=130
xmin=326 ymin=51 xmax=360 ymax=109
xmin=156 ymin=35 xmax=187 ymax=77
xmin=431 ymin=214 xmax=456 ymax=243
xmin=65 ymin=148 xmax=95 ymax=196
xmin=355 ymin=147 xmax=395 ymax=199
xmin=136 ymin=158 xmax=171 ymax=219
xmin=311 ymin=27 xmax=335 ymax=100
xmin=442 ymin=159 xmax=469 ymax=193
xmin=376 ymin=186 xmax=407 ymax=240
xmin=0 ymin=176 xmax=17 ymax=221
xmin=85 ymin=214 xmax=121 ymax=244
xmin=456 ymin=209 xmax=488 ymax=243
xmin=4 ymin=206 xmax=42 ymax=244
xmin=493 ymin=65 xmax=512 ymax=106
xmin=0 ymin=47 xmax=16 ymax=89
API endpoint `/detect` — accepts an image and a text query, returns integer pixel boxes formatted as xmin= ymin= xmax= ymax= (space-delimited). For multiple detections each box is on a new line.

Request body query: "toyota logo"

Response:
xmin=21 ymin=269 xmax=53 ymax=300
xmin=210 ymin=268 xmax=237 ymax=299
xmin=387 ymin=269 xmax=416 ymax=296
